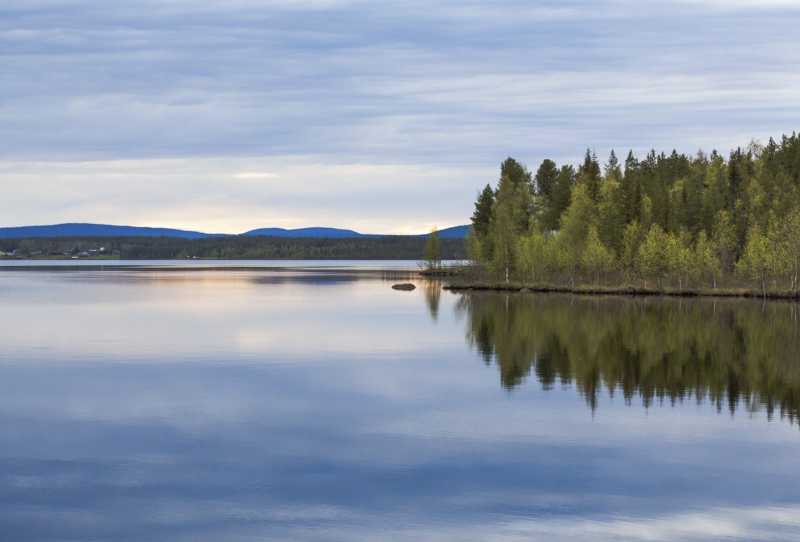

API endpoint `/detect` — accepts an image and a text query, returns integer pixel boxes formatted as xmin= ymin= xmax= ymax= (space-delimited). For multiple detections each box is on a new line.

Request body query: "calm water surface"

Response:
xmin=1 ymin=267 xmax=799 ymax=541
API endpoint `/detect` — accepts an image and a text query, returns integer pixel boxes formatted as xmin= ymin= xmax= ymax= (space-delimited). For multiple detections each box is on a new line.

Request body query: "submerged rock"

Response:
xmin=392 ymin=283 xmax=416 ymax=291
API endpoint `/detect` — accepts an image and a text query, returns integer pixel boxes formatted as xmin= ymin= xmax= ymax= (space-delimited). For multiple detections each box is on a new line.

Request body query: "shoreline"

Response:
xmin=442 ymin=282 xmax=800 ymax=300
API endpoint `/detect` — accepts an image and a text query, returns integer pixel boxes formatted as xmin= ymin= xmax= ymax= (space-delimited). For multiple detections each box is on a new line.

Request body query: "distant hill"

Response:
xmin=245 ymin=225 xmax=471 ymax=238
xmin=434 ymin=225 xmax=470 ymax=238
xmin=0 ymin=223 xmax=212 ymax=239
xmin=243 ymin=227 xmax=365 ymax=238
xmin=0 ymin=222 xmax=471 ymax=239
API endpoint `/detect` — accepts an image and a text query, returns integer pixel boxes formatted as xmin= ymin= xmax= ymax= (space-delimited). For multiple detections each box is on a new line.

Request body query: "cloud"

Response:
xmin=0 ymin=156 xmax=485 ymax=233
xmin=671 ymin=0 xmax=800 ymax=9
xmin=0 ymin=0 xmax=798 ymax=229
xmin=233 ymin=171 xmax=280 ymax=180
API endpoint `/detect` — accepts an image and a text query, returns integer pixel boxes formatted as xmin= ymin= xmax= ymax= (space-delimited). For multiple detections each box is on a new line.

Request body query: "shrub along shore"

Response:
xmin=443 ymin=281 xmax=800 ymax=300
xmin=420 ymin=266 xmax=799 ymax=299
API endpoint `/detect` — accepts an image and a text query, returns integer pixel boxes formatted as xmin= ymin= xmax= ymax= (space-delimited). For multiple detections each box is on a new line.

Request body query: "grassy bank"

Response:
xmin=445 ymin=282 xmax=800 ymax=300
xmin=434 ymin=267 xmax=800 ymax=300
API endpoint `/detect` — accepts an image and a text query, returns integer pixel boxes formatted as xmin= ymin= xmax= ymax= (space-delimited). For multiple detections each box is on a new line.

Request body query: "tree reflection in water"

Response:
xmin=455 ymin=292 xmax=800 ymax=425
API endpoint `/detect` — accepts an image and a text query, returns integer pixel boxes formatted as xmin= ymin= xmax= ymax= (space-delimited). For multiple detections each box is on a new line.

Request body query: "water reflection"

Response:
xmin=423 ymin=280 xmax=442 ymax=321
xmin=456 ymin=293 xmax=800 ymax=425
xmin=1 ymin=271 xmax=799 ymax=541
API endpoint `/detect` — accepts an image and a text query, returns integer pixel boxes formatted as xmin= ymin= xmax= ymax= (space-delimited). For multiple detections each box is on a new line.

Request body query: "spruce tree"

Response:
xmin=578 ymin=149 xmax=603 ymax=203
xmin=535 ymin=159 xmax=559 ymax=199
xmin=471 ymin=184 xmax=495 ymax=238
xmin=604 ymin=150 xmax=622 ymax=183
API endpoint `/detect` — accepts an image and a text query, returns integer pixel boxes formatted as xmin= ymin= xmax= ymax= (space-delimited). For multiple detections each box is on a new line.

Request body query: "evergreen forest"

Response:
xmin=468 ymin=132 xmax=800 ymax=294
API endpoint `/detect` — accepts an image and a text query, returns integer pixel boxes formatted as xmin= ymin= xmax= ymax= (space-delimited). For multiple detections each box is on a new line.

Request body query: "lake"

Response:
xmin=1 ymin=265 xmax=799 ymax=541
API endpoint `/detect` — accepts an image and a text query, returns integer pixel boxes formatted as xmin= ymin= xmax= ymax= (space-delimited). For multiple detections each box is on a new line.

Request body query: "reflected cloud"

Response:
xmin=1 ymin=272 xmax=799 ymax=541
xmin=365 ymin=504 xmax=800 ymax=542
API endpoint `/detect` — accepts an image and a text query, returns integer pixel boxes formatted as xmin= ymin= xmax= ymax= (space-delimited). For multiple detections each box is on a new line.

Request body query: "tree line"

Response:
xmin=468 ymin=132 xmax=800 ymax=294
xmin=0 ymin=235 xmax=467 ymax=261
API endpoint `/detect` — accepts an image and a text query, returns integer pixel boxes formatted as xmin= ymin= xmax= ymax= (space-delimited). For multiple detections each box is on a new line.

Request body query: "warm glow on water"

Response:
xmin=1 ymin=267 xmax=799 ymax=541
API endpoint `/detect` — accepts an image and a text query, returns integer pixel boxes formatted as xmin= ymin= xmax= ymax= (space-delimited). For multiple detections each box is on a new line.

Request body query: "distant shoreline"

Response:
xmin=0 ymin=259 xmax=449 ymax=274
xmin=0 ymin=234 xmax=467 ymax=261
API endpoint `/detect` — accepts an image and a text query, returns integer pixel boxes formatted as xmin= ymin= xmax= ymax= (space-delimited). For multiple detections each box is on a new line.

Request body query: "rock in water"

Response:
xmin=392 ymin=283 xmax=416 ymax=291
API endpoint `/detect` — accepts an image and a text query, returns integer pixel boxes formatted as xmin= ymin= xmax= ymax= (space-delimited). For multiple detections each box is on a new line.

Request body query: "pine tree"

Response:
xmin=501 ymin=157 xmax=533 ymax=190
xmin=535 ymin=159 xmax=559 ymax=199
xmin=542 ymin=165 xmax=575 ymax=232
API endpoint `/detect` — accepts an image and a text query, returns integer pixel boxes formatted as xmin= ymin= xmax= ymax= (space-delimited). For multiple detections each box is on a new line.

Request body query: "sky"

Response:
xmin=1 ymin=0 xmax=799 ymax=234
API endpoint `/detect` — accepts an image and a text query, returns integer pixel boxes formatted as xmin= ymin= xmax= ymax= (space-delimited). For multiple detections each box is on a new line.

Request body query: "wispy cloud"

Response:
xmin=1 ymin=0 xmax=798 ymax=229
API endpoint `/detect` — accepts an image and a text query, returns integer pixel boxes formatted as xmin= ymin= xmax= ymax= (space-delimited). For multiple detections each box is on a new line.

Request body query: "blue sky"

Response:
xmin=1 ymin=0 xmax=799 ymax=233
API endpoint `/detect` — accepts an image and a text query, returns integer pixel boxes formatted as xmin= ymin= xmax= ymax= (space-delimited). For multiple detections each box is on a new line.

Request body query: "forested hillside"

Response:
xmin=469 ymin=132 xmax=800 ymax=293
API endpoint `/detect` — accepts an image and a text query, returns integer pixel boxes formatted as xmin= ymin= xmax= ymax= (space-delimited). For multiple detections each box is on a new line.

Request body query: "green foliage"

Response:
xmin=500 ymin=157 xmax=535 ymax=233
xmin=559 ymin=183 xmax=596 ymax=248
xmin=781 ymin=209 xmax=800 ymax=291
xmin=465 ymin=227 xmax=482 ymax=263
xmin=424 ymin=229 xmax=442 ymax=270
xmin=517 ymin=229 xmax=549 ymax=283
xmin=737 ymin=225 xmax=770 ymax=295
xmin=582 ymin=225 xmax=615 ymax=285
xmin=692 ymin=231 xmax=721 ymax=288
xmin=557 ymin=183 xmax=596 ymax=284
xmin=597 ymin=178 xmax=625 ymax=253
xmin=490 ymin=175 xmax=521 ymax=280
xmin=637 ymin=224 xmax=669 ymax=288
xmin=621 ymin=220 xmax=644 ymax=282
xmin=665 ymin=230 xmax=692 ymax=289
xmin=467 ymin=130 xmax=800 ymax=292
xmin=712 ymin=209 xmax=738 ymax=273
